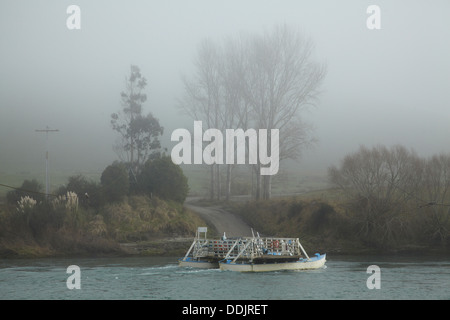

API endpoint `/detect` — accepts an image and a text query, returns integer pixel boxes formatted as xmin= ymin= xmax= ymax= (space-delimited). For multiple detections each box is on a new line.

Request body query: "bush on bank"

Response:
xmin=232 ymin=196 xmax=450 ymax=255
xmin=0 ymin=157 xmax=199 ymax=258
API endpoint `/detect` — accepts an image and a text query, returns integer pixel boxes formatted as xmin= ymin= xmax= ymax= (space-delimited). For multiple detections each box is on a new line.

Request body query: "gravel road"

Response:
xmin=184 ymin=199 xmax=253 ymax=237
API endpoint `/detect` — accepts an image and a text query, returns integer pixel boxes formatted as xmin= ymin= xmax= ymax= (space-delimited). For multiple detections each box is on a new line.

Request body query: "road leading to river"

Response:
xmin=184 ymin=198 xmax=253 ymax=237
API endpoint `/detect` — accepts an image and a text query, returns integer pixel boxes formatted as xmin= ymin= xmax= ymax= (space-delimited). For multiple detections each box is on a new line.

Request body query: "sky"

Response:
xmin=1 ymin=0 xmax=450 ymax=185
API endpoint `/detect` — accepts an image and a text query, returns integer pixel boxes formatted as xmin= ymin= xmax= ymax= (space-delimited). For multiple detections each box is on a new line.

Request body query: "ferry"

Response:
xmin=218 ymin=236 xmax=326 ymax=272
xmin=179 ymin=227 xmax=326 ymax=272
xmin=178 ymin=227 xmax=234 ymax=268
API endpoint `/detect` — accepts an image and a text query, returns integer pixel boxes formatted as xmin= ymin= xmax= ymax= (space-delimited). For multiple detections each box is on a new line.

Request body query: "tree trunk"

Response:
xmin=263 ymin=175 xmax=272 ymax=200
xmin=226 ymin=164 xmax=233 ymax=201
xmin=210 ymin=164 xmax=215 ymax=200
xmin=216 ymin=164 xmax=221 ymax=200
xmin=255 ymin=165 xmax=261 ymax=200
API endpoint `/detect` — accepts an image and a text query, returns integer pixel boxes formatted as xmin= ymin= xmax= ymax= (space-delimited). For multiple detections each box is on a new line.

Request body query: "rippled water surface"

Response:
xmin=0 ymin=255 xmax=448 ymax=299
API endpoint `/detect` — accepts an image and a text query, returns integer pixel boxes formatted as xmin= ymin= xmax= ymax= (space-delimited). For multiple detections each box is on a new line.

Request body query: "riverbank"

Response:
xmin=0 ymin=195 xmax=208 ymax=259
xmin=1 ymin=227 xmax=448 ymax=260
xmin=2 ymin=238 xmax=448 ymax=260
xmin=229 ymin=196 xmax=450 ymax=258
xmin=0 ymin=237 xmax=194 ymax=259
xmin=1 ymin=194 xmax=449 ymax=259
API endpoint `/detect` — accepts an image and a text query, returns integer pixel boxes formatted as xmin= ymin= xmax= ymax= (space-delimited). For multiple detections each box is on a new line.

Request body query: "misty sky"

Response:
xmin=1 ymin=0 xmax=450 ymax=182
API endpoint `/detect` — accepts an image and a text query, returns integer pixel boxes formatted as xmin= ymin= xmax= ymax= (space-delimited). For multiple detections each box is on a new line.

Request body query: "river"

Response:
xmin=0 ymin=255 xmax=448 ymax=300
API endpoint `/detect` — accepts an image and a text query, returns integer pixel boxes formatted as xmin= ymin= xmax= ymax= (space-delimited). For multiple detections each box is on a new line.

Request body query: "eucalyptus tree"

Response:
xmin=111 ymin=65 xmax=164 ymax=178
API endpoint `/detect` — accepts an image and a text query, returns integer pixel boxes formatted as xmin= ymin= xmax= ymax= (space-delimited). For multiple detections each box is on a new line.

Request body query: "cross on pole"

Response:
xmin=35 ymin=126 xmax=59 ymax=198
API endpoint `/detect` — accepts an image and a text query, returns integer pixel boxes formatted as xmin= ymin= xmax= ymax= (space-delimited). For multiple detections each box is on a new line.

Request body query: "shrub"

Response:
xmin=56 ymin=175 xmax=103 ymax=209
xmin=101 ymin=162 xmax=130 ymax=202
xmin=138 ymin=155 xmax=189 ymax=203
xmin=6 ymin=179 xmax=45 ymax=205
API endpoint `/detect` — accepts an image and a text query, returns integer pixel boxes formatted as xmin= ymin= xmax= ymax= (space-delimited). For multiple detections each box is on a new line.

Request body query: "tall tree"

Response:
xmin=179 ymin=39 xmax=224 ymax=200
xmin=220 ymin=35 xmax=252 ymax=200
xmin=244 ymin=25 xmax=326 ymax=199
xmin=111 ymin=65 xmax=164 ymax=176
xmin=179 ymin=25 xmax=326 ymax=200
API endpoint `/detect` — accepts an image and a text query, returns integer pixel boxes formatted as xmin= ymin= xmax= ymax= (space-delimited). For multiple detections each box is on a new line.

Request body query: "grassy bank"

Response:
xmin=0 ymin=195 xmax=206 ymax=258
xmin=3 ymin=187 xmax=448 ymax=258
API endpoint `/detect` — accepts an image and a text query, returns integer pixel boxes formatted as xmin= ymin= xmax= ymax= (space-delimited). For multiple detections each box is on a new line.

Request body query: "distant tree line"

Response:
xmin=328 ymin=144 xmax=450 ymax=248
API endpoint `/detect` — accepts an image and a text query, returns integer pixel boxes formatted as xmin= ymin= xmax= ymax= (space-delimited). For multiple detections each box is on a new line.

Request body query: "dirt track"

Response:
xmin=184 ymin=198 xmax=253 ymax=237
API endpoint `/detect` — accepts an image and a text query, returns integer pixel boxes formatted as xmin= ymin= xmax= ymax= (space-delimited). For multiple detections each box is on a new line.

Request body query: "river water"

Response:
xmin=0 ymin=255 xmax=448 ymax=300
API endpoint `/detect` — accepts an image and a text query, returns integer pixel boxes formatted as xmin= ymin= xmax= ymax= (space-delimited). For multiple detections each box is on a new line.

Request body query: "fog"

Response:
xmin=1 ymin=0 xmax=450 ymax=183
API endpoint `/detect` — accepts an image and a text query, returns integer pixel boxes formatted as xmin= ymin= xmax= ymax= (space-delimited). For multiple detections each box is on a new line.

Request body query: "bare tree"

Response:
xmin=329 ymin=145 xmax=421 ymax=205
xmin=220 ymin=35 xmax=252 ymax=200
xmin=179 ymin=25 xmax=326 ymax=200
xmin=328 ymin=145 xmax=425 ymax=246
xmin=421 ymin=154 xmax=450 ymax=244
xmin=179 ymin=39 xmax=224 ymax=199
xmin=244 ymin=25 xmax=326 ymax=199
